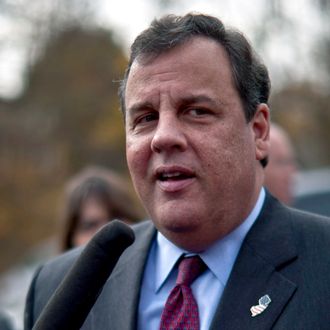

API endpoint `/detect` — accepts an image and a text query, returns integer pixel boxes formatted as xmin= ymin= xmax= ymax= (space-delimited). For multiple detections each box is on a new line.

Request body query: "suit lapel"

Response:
xmin=85 ymin=221 xmax=156 ymax=330
xmin=211 ymin=194 xmax=298 ymax=330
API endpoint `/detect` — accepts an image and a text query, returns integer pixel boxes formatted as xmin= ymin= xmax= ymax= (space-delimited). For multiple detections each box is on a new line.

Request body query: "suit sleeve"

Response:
xmin=24 ymin=266 xmax=42 ymax=330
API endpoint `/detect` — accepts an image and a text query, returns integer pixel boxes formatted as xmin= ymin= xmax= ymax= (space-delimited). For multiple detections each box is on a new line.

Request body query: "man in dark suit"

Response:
xmin=25 ymin=14 xmax=330 ymax=330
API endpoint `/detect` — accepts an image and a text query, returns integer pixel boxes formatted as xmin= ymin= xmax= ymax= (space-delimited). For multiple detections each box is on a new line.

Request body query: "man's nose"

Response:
xmin=150 ymin=113 xmax=188 ymax=153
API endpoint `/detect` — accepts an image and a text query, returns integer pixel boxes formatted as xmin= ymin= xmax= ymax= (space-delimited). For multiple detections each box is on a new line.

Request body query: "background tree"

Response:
xmin=249 ymin=0 xmax=330 ymax=168
xmin=0 ymin=24 xmax=132 ymax=272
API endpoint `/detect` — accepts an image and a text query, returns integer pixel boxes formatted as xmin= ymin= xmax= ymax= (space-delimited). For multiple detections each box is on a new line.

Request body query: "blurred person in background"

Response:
xmin=264 ymin=123 xmax=298 ymax=205
xmin=59 ymin=166 xmax=144 ymax=251
xmin=1 ymin=168 xmax=144 ymax=330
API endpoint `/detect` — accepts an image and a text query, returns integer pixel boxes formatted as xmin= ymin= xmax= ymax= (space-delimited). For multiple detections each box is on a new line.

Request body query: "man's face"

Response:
xmin=125 ymin=37 xmax=269 ymax=251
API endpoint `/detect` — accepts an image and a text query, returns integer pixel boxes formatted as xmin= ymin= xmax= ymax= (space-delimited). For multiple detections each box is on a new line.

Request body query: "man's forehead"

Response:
xmin=130 ymin=36 xmax=226 ymax=70
xmin=125 ymin=37 xmax=234 ymax=103
xmin=130 ymin=39 xmax=230 ymax=84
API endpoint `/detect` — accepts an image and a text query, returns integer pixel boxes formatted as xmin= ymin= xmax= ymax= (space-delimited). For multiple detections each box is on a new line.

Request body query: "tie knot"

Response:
xmin=176 ymin=256 xmax=206 ymax=286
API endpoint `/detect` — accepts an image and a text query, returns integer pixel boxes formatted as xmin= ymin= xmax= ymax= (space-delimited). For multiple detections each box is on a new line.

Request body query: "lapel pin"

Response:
xmin=250 ymin=294 xmax=271 ymax=317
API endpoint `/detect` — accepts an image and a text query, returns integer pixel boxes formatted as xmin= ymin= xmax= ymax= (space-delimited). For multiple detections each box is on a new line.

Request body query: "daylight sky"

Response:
xmin=0 ymin=0 xmax=324 ymax=99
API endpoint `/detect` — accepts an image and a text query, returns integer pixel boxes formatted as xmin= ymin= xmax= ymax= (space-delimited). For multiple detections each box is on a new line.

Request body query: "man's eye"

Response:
xmin=188 ymin=108 xmax=209 ymax=116
xmin=136 ymin=113 xmax=158 ymax=125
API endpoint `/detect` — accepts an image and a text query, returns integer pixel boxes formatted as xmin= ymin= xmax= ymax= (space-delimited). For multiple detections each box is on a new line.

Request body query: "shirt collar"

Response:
xmin=154 ymin=188 xmax=266 ymax=291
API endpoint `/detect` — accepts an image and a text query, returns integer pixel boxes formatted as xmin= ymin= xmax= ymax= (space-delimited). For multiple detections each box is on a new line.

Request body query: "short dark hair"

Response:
xmin=119 ymin=13 xmax=270 ymax=166
xmin=119 ymin=13 xmax=270 ymax=122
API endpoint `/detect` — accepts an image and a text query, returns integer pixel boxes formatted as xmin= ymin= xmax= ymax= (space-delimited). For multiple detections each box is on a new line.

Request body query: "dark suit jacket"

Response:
xmin=25 ymin=194 xmax=330 ymax=329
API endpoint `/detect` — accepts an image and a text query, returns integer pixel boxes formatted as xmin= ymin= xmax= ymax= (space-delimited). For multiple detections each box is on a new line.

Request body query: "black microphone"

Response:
xmin=33 ymin=220 xmax=135 ymax=330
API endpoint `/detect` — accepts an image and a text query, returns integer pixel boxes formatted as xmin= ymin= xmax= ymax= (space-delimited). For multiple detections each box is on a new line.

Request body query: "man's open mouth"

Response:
xmin=158 ymin=171 xmax=194 ymax=181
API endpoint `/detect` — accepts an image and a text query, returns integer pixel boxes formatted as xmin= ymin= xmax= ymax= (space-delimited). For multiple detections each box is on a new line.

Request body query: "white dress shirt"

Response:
xmin=138 ymin=188 xmax=266 ymax=330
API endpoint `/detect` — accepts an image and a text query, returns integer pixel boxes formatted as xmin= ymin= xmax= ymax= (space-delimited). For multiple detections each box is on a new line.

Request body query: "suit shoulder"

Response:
xmin=280 ymin=206 xmax=330 ymax=257
xmin=32 ymin=220 xmax=153 ymax=284
xmin=30 ymin=221 xmax=153 ymax=292
xmin=287 ymin=206 xmax=330 ymax=234
xmin=24 ymin=247 xmax=83 ymax=328
xmin=264 ymin=194 xmax=330 ymax=237
xmin=37 ymin=247 xmax=83 ymax=284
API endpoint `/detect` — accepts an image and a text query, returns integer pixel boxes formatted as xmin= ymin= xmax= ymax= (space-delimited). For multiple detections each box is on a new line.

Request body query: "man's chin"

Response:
xmin=160 ymin=227 xmax=208 ymax=252
xmin=162 ymin=223 xmax=196 ymax=233
xmin=156 ymin=219 xmax=199 ymax=242
xmin=156 ymin=216 xmax=200 ymax=235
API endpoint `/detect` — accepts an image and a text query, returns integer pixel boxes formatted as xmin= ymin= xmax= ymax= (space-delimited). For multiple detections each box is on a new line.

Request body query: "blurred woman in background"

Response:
xmin=59 ymin=166 xmax=144 ymax=251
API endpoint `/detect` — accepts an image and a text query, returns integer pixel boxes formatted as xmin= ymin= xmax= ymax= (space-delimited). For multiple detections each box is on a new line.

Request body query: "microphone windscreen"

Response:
xmin=33 ymin=220 xmax=135 ymax=330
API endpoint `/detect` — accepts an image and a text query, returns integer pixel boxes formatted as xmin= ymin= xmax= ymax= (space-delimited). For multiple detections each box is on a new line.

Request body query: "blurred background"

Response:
xmin=0 ymin=0 xmax=329 ymax=329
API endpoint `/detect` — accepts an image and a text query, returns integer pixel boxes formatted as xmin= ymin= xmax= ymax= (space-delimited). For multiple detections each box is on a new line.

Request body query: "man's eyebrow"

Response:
xmin=127 ymin=101 xmax=155 ymax=115
xmin=179 ymin=95 xmax=223 ymax=107
xmin=127 ymin=95 xmax=223 ymax=114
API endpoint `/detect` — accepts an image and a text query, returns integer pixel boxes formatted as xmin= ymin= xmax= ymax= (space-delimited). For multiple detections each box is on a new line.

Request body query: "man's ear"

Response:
xmin=252 ymin=103 xmax=270 ymax=162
